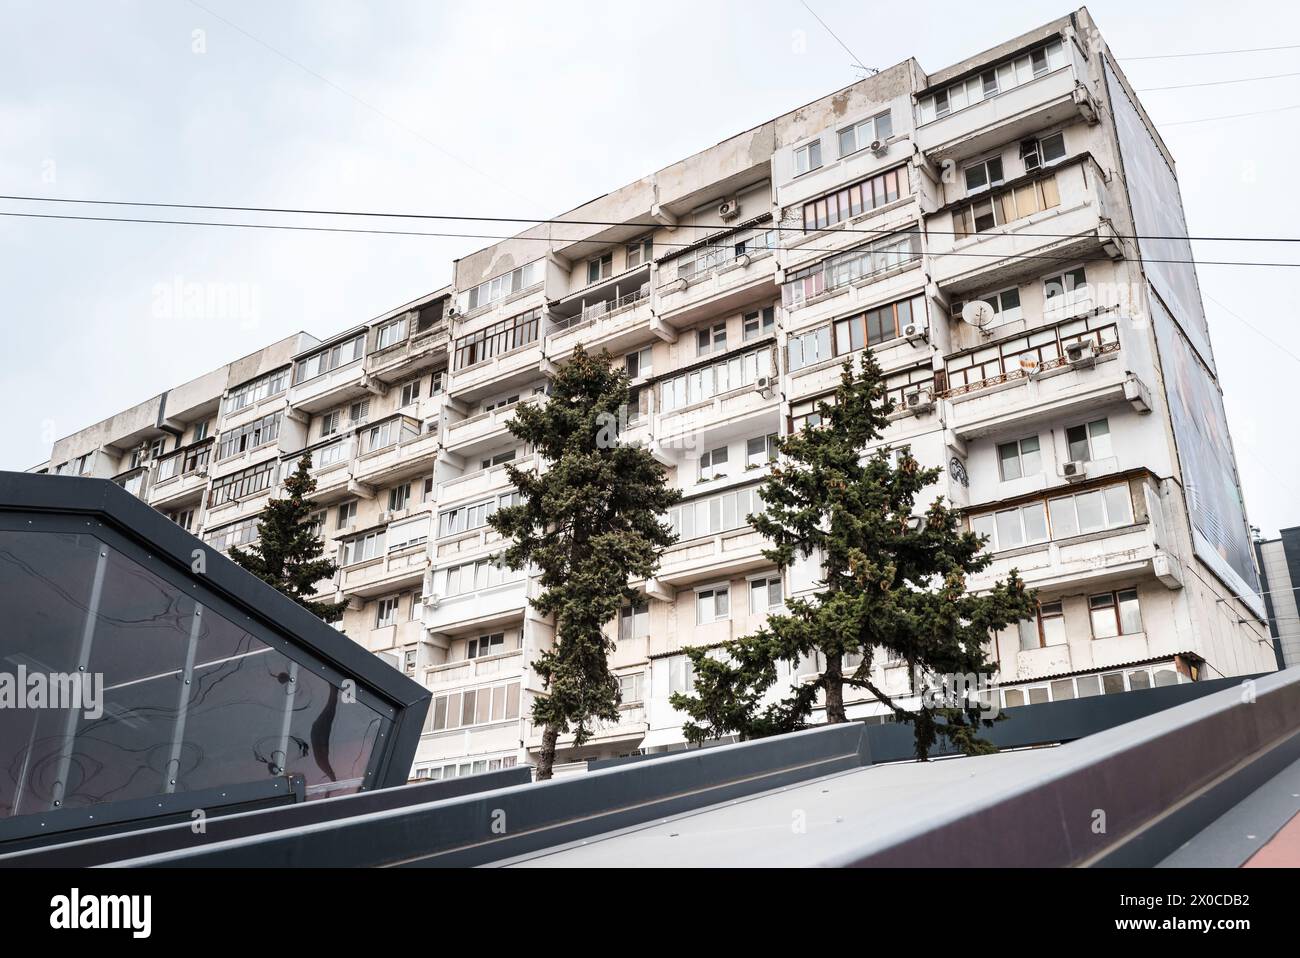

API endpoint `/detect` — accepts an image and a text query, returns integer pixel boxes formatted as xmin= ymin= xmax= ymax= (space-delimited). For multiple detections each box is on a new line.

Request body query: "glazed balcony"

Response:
xmin=546 ymin=280 xmax=654 ymax=358
xmin=364 ymin=318 xmax=449 ymax=386
xmin=915 ymin=38 xmax=1097 ymax=166
xmin=423 ymin=574 xmax=529 ymax=636
xmin=654 ymin=247 xmax=779 ymax=330
xmin=352 ymin=415 xmax=437 ymax=487
xmin=928 ymin=157 xmax=1124 ymax=297
xmin=442 ymin=395 xmax=541 ymax=459
xmin=424 ymin=648 xmax=526 ymax=690
xmin=338 ymin=542 xmax=429 ymax=599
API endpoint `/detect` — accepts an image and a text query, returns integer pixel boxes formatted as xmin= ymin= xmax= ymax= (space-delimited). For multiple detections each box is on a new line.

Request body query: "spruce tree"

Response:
xmin=229 ymin=454 xmax=349 ymax=623
xmin=489 ymin=345 xmax=681 ymax=780
xmin=671 ymin=354 xmax=1036 ymax=760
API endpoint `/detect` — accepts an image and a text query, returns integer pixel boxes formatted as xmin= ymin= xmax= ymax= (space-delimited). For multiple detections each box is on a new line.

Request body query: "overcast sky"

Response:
xmin=2 ymin=0 xmax=1297 ymax=535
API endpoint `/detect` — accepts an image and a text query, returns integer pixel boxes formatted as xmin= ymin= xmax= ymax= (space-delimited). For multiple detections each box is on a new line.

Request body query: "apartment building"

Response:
xmin=38 ymin=7 xmax=1276 ymax=780
xmin=1257 ymin=528 xmax=1300 ymax=670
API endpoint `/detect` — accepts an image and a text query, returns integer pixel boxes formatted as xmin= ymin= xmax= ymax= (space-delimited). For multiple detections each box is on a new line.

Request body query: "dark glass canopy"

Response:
xmin=0 ymin=472 xmax=428 ymax=824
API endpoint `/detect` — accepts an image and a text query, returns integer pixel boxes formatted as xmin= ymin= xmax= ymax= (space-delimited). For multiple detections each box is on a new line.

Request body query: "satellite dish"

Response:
xmin=961 ymin=300 xmax=996 ymax=329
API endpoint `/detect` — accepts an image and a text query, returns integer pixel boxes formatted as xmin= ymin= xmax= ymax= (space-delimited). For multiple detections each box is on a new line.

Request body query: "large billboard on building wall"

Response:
xmin=1103 ymin=57 xmax=1263 ymax=616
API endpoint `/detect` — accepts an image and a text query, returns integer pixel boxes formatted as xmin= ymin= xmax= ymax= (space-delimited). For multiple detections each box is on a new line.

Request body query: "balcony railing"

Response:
xmin=550 ymin=285 xmax=649 ymax=332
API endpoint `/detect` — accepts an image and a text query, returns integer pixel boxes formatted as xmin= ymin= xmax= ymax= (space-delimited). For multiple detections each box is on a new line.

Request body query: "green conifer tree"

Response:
xmin=489 ymin=345 xmax=681 ymax=780
xmin=672 ymin=354 xmax=1036 ymax=760
xmin=229 ymin=454 xmax=349 ymax=623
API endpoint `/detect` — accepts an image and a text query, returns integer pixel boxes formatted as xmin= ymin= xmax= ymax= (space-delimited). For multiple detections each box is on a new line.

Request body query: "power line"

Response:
xmin=1121 ymin=42 xmax=1300 ymax=61
xmin=4 ymin=208 xmax=1300 ymax=270
xmin=1160 ymin=102 xmax=1300 ymax=127
xmin=798 ymin=0 xmax=875 ymax=75
xmin=5 ymin=193 xmax=1300 ymax=246
xmin=1137 ymin=69 xmax=1300 ymax=93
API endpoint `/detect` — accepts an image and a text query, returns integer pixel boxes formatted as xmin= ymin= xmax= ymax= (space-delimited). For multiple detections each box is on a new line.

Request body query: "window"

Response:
xmin=696 ymin=322 xmax=727 ymax=356
xmin=619 ymin=600 xmax=649 ymax=641
xmin=625 ymin=346 xmax=653 ymax=380
xmin=387 ymin=483 xmax=411 ymax=513
xmin=217 ymin=412 xmax=282 ymax=461
xmin=801 ymin=166 xmax=909 ymax=232
xmin=746 ymin=433 xmax=778 ymax=469
xmin=1018 ymin=600 xmax=1066 ymax=649
xmin=674 ymin=226 xmax=778 ymax=280
xmin=443 ymin=557 xmax=523 ymax=596
xmin=786 ymin=326 xmax=832 ymax=372
xmin=410 ymin=591 xmax=423 ymax=621
xmin=208 ymin=461 xmax=275 ymax=507
xmin=699 ymin=445 xmax=729 ymax=481
xmin=838 ymin=111 xmax=892 ymax=156
xmin=429 ymin=680 xmax=520 ymax=731
xmin=463 ymin=260 xmax=543 ymax=311
xmin=224 ymin=367 xmax=289 ymax=413
xmin=1065 ymin=418 xmax=1112 ymax=462
xmin=376 ymin=317 xmax=408 ymax=350
xmin=400 ymin=379 xmax=421 ymax=407
xmin=791 ymin=395 xmax=833 ymax=431
xmin=964 ymin=156 xmax=1004 ymax=194
xmin=667 ymin=655 xmax=696 ymax=697
xmin=193 ymin=420 xmax=210 ymax=442
xmin=438 ymin=491 xmax=518 ymax=537
xmin=304 ymin=510 xmax=325 ymax=539
xmin=320 ymin=410 xmax=341 ymax=437
xmin=1089 ymin=589 xmax=1142 ymax=639
xmin=1046 ymin=484 xmax=1133 ymax=538
xmin=1021 ymin=132 xmax=1066 ymax=170
xmin=696 ymin=585 xmax=730 ymax=624
xmin=794 ymin=139 xmax=822 ymax=176
xmin=950 ymin=287 xmax=1022 ymax=327
xmin=468 ymin=633 xmax=506 ymax=659
xmin=1043 ymin=266 xmax=1090 ymax=313
xmin=349 ymin=399 xmax=371 ymax=425
xmin=669 ymin=485 xmax=761 ymax=540
xmin=453 ymin=308 xmax=541 ymax=369
xmin=626 ymin=236 xmax=654 ymax=270
xmin=659 ymin=347 xmax=773 ymax=413
xmin=749 ymin=575 xmax=783 ymax=614
xmin=294 ymin=334 xmax=365 ymax=384
xmin=479 ymin=449 xmax=516 ymax=471
xmin=340 ymin=529 xmax=385 ymax=565
xmin=376 ymin=596 xmax=400 ymax=629
xmin=918 ymin=40 xmax=1067 ymax=123
xmin=954 ymin=174 xmax=1060 ymax=238
xmin=336 ymin=499 xmax=358 ymax=529
xmin=997 ymin=435 xmax=1042 ymax=481
xmin=969 ymin=501 xmax=1049 ymax=551
xmin=403 ymin=648 xmax=417 ymax=675
xmin=170 ymin=509 xmax=195 ymax=532
xmin=204 ymin=515 xmax=260 ymax=553
xmin=743 ymin=306 xmax=775 ymax=342
xmin=782 ymin=230 xmax=921 ymax=307
xmin=586 ymin=253 xmax=613 ymax=284
xmin=833 ymin=293 xmax=928 ymax=352
xmin=617 ymin=672 xmax=644 ymax=703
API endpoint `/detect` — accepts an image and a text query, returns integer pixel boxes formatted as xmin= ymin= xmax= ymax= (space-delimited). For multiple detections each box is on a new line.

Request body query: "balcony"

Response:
xmin=525 ymin=703 xmax=647 ymax=751
xmin=352 ymin=416 xmax=437 ymax=487
xmin=436 ymin=459 xmax=528 ymax=509
xmin=928 ymin=158 xmax=1124 ymax=296
xmin=654 ymin=524 xmax=769 ymax=588
xmin=424 ymin=576 xmax=529 ymax=636
xmin=915 ymin=42 xmax=1098 ymax=165
xmin=655 ymin=248 xmax=779 ymax=330
xmin=287 ymin=360 xmax=374 ymax=415
xmin=943 ymin=317 xmax=1151 ymax=440
xmin=424 ymin=648 xmax=526 ymax=690
xmin=966 ymin=477 xmax=1184 ymax=596
xmin=546 ymin=283 xmax=653 ymax=357
xmin=147 ymin=441 xmax=214 ymax=510
xmin=442 ymin=395 xmax=540 ymax=458
xmin=364 ymin=320 xmax=448 ymax=386
xmin=338 ymin=542 xmax=429 ymax=599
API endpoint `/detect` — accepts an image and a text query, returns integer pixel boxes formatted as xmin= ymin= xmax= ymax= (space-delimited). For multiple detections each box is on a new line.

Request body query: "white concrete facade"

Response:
xmin=39 ymin=8 xmax=1274 ymax=779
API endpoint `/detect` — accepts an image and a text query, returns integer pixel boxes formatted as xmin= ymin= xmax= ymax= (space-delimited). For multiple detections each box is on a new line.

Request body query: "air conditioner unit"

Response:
xmin=1059 ymin=460 xmax=1088 ymax=482
xmin=1020 ymin=139 xmax=1042 ymax=172
xmin=717 ymin=198 xmax=741 ymax=221
xmin=753 ymin=375 xmax=774 ymax=397
xmin=1064 ymin=340 xmax=1098 ymax=367
xmin=870 ymin=139 xmax=888 ymax=157
xmin=378 ymin=510 xmax=392 ymax=524
xmin=903 ymin=318 xmax=928 ymax=343
xmin=904 ymin=386 xmax=935 ymax=414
